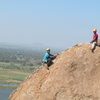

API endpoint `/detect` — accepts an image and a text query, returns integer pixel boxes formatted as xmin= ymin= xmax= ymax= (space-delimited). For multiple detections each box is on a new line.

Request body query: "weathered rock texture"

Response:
xmin=9 ymin=43 xmax=100 ymax=100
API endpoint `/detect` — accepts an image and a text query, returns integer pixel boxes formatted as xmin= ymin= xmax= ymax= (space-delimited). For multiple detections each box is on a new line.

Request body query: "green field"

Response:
xmin=0 ymin=68 xmax=30 ymax=84
xmin=0 ymin=47 xmax=43 ymax=84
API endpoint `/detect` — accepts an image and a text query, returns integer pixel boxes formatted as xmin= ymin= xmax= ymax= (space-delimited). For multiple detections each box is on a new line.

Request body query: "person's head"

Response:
xmin=46 ymin=48 xmax=50 ymax=53
xmin=92 ymin=29 xmax=97 ymax=34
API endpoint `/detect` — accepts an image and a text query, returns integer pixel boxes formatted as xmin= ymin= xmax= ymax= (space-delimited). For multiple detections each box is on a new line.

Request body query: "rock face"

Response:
xmin=9 ymin=43 xmax=100 ymax=100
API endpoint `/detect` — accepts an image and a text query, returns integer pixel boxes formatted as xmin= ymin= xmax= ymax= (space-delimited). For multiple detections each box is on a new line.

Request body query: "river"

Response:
xmin=0 ymin=88 xmax=13 ymax=100
xmin=0 ymin=83 xmax=18 ymax=100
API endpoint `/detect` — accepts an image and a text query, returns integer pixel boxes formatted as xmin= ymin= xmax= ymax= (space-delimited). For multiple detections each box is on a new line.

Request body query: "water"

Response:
xmin=0 ymin=88 xmax=13 ymax=100
xmin=0 ymin=83 xmax=18 ymax=100
xmin=0 ymin=83 xmax=18 ymax=87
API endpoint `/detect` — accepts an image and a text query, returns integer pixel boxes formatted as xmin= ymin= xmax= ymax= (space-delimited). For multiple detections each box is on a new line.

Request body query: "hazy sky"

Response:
xmin=0 ymin=0 xmax=100 ymax=49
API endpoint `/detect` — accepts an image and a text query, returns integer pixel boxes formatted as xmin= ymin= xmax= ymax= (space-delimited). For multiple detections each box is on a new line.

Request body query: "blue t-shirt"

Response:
xmin=43 ymin=53 xmax=51 ymax=63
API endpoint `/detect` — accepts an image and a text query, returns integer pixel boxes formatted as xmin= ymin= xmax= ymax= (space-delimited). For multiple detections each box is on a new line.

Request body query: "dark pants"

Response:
xmin=47 ymin=56 xmax=56 ymax=67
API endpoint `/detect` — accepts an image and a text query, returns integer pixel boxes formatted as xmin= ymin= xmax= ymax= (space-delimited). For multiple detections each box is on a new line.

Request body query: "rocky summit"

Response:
xmin=9 ymin=43 xmax=100 ymax=100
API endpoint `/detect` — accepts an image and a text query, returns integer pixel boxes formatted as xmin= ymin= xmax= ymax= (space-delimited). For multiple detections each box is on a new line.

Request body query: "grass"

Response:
xmin=0 ymin=61 xmax=41 ymax=86
xmin=0 ymin=69 xmax=30 ymax=84
xmin=0 ymin=86 xmax=17 ymax=89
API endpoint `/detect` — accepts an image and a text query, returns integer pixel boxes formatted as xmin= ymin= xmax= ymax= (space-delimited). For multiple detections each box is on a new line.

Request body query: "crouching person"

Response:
xmin=43 ymin=48 xmax=58 ymax=70
xmin=90 ymin=29 xmax=98 ymax=52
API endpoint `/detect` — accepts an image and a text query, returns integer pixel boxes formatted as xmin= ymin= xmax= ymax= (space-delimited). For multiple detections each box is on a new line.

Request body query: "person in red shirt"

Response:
xmin=90 ymin=29 xmax=98 ymax=52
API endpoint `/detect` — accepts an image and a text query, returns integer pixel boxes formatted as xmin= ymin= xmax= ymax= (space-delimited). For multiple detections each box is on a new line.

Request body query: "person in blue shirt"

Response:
xmin=43 ymin=48 xmax=58 ymax=70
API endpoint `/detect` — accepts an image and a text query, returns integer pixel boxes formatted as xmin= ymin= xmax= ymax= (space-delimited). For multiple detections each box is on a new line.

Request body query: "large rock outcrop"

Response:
xmin=9 ymin=43 xmax=100 ymax=100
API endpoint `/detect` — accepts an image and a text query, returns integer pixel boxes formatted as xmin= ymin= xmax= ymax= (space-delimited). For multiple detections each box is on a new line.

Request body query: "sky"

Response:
xmin=0 ymin=0 xmax=100 ymax=49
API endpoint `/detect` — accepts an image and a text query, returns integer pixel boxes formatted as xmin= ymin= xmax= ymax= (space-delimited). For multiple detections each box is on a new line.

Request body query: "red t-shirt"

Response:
xmin=93 ymin=34 xmax=98 ymax=40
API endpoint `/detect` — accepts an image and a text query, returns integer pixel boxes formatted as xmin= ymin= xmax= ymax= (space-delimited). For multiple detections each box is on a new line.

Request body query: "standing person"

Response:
xmin=90 ymin=29 xmax=98 ymax=52
xmin=43 ymin=48 xmax=58 ymax=70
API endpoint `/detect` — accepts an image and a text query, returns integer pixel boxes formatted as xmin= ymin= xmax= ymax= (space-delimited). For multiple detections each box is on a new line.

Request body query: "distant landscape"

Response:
xmin=0 ymin=43 xmax=45 ymax=85
xmin=0 ymin=43 xmax=61 ymax=85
